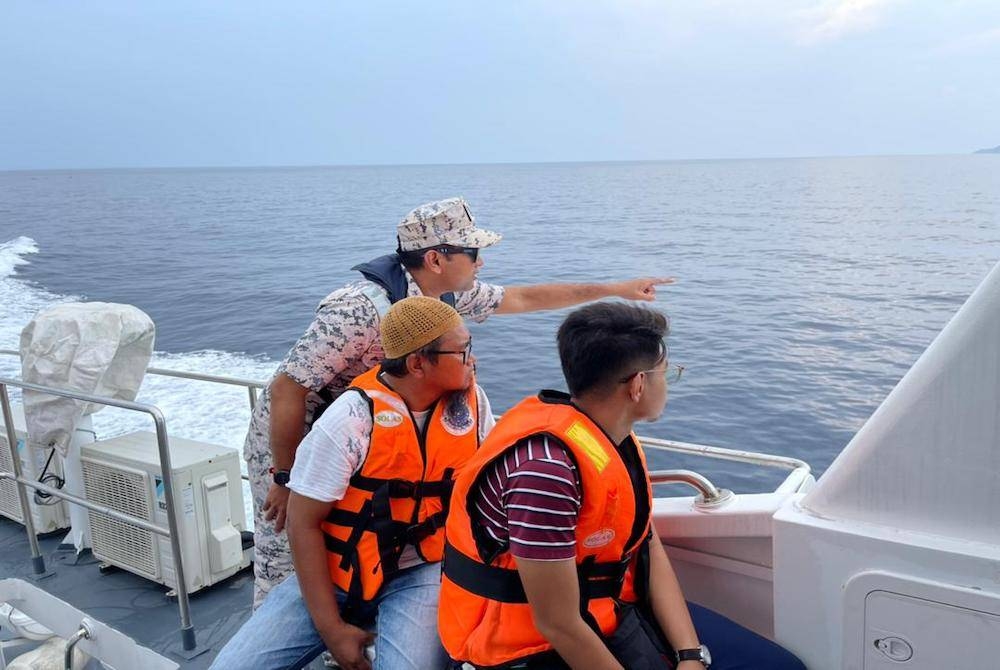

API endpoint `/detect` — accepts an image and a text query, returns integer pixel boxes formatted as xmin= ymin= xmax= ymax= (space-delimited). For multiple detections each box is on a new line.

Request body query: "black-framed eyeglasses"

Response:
xmin=618 ymin=363 xmax=684 ymax=385
xmin=424 ymin=338 xmax=474 ymax=365
xmin=434 ymin=245 xmax=479 ymax=262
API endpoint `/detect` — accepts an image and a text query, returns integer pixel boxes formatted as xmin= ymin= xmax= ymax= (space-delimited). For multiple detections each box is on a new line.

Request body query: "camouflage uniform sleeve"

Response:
xmin=453 ymin=280 xmax=505 ymax=323
xmin=476 ymin=384 xmax=496 ymax=441
xmin=277 ymin=290 xmax=380 ymax=392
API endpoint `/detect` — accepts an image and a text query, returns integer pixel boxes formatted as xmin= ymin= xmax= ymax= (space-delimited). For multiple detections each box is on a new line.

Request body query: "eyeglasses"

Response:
xmin=424 ymin=338 xmax=474 ymax=365
xmin=618 ymin=363 xmax=684 ymax=385
xmin=434 ymin=246 xmax=479 ymax=262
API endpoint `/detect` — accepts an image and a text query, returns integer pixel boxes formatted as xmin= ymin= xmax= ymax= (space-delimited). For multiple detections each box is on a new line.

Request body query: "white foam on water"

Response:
xmin=0 ymin=237 xmax=79 ymax=393
xmin=0 ymin=236 xmax=40 ymax=276
xmin=1 ymin=237 xmax=277 ymax=528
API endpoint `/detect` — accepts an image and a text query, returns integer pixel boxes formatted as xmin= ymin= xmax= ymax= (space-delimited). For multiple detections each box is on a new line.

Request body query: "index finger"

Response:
xmin=649 ymin=277 xmax=676 ymax=285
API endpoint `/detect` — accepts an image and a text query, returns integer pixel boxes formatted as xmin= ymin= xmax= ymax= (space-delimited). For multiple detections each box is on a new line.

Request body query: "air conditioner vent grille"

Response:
xmin=82 ymin=459 xmax=157 ymax=578
xmin=0 ymin=436 xmax=24 ymax=522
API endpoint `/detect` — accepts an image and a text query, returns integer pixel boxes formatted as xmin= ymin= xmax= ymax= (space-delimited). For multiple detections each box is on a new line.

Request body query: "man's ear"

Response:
xmin=406 ymin=352 xmax=427 ymax=377
xmin=422 ymin=250 xmax=446 ymax=276
xmin=627 ymin=372 xmax=645 ymax=403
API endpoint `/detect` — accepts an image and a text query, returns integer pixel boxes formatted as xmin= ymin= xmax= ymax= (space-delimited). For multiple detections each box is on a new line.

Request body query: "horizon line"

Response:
xmin=0 ymin=151 xmax=988 ymax=174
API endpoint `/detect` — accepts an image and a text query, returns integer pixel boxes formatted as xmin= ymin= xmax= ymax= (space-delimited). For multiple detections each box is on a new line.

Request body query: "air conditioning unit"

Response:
xmin=80 ymin=431 xmax=250 ymax=594
xmin=0 ymin=404 xmax=71 ymax=534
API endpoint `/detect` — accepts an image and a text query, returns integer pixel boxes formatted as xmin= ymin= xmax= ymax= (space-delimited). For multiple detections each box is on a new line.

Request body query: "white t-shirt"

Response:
xmin=289 ymin=384 xmax=495 ymax=502
xmin=289 ymin=383 xmax=494 ymax=570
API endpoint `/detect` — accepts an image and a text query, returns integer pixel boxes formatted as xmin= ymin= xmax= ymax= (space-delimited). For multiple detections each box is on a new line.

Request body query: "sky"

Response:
xmin=1 ymin=1 xmax=999 ymax=170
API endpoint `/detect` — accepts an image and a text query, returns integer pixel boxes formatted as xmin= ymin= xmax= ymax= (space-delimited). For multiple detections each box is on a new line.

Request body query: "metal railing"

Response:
xmin=1 ymin=348 xmax=266 ymax=485
xmin=0 ymin=349 xmax=267 ymax=410
xmin=0 ymin=377 xmax=199 ymax=652
xmin=1 ymin=348 xmax=812 ymax=503
xmin=643 ymin=436 xmax=812 ymax=498
xmin=648 ymin=469 xmax=735 ymax=508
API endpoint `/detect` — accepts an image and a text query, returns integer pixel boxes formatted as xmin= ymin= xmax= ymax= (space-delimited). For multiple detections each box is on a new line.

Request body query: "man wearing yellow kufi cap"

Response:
xmin=213 ymin=296 xmax=493 ymax=670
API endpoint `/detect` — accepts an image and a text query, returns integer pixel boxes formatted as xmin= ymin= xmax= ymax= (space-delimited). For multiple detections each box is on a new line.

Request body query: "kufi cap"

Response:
xmin=397 ymin=197 xmax=503 ymax=252
xmin=380 ymin=296 xmax=464 ymax=359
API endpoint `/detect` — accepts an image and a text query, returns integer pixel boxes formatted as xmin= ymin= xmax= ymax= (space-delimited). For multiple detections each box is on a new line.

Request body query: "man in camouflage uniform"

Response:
xmin=246 ymin=196 xmax=673 ymax=608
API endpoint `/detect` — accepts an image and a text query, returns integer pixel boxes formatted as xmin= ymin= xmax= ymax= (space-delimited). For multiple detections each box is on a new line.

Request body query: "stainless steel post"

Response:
xmin=64 ymin=621 xmax=92 ymax=669
xmin=0 ymin=376 xmax=199 ymax=651
xmin=0 ymin=383 xmax=46 ymax=574
xmin=247 ymin=385 xmax=258 ymax=410
xmin=649 ymin=468 xmax=735 ymax=508
xmin=150 ymin=410 xmax=197 ymax=651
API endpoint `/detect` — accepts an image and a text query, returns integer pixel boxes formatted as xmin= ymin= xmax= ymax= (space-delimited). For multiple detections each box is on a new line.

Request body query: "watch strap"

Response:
xmin=677 ymin=647 xmax=707 ymax=666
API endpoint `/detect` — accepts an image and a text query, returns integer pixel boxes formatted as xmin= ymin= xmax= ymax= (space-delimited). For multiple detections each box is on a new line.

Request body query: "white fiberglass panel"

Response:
xmin=802 ymin=260 xmax=1000 ymax=546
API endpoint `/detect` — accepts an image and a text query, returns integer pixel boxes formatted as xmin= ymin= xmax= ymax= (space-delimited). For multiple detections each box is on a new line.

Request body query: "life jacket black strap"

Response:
xmin=348 ymin=475 xmax=455 ymax=499
xmin=325 ymin=499 xmax=373 ymax=571
xmin=405 ymin=510 xmax=448 ymax=544
xmin=443 ymin=543 xmax=629 ymax=604
xmin=324 ymin=501 xmax=412 ymax=581
xmin=326 ymin=469 xmax=461 ymax=597
xmin=577 ymin=555 xmax=604 ymax=637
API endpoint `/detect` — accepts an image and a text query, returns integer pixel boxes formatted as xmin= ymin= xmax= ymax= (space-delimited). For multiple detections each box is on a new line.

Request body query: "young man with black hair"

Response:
xmin=245 ymin=197 xmax=673 ymax=607
xmin=438 ymin=302 xmax=804 ymax=670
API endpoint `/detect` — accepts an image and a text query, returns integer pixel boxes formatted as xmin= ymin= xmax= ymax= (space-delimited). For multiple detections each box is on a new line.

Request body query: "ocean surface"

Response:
xmin=2 ymin=156 xmax=998 ymax=522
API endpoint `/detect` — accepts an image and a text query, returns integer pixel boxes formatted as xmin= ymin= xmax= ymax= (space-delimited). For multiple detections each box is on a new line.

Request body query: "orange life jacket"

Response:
xmin=439 ymin=391 xmax=653 ymax=668
xmin=320 ymin=366 xmax=480 ymax=604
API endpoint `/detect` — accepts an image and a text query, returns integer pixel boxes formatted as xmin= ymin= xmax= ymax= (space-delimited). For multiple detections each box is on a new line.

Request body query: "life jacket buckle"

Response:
xmin=387 ymin=479 xmax=418 ymax=498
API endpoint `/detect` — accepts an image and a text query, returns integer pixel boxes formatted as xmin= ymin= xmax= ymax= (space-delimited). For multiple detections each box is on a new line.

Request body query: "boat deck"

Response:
xmin=0 ymin=516 xmax=264 ymax=668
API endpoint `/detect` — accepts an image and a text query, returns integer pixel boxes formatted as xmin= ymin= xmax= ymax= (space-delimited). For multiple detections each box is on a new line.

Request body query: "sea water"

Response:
xmin=2 ymin=156 xmax=998 ymax=526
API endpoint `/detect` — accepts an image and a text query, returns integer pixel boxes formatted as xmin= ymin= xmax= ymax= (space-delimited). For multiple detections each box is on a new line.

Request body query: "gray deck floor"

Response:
xmin=0 ymin=516 xmax=322 ymax=668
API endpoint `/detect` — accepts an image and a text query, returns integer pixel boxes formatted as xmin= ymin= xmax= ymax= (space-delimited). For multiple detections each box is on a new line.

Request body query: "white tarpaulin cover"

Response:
xmin=19 ymin=303 xmax=154 ymax=456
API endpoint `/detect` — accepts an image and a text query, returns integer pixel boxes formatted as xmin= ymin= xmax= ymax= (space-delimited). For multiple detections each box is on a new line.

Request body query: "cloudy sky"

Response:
xmin=1 ymin=1 xmax=998 ymax=169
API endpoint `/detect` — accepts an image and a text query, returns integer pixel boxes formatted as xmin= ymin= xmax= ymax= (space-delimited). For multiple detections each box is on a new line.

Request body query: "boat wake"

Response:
xmin=1 ymin=237 xmax=273 ymax=527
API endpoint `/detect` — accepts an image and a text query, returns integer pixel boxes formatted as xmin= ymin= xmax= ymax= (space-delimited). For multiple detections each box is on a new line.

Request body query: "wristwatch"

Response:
xmin=271 ymin=468 xmax=291 ymax=487
xmin=676 ymin=645 xmax=711 ymax=667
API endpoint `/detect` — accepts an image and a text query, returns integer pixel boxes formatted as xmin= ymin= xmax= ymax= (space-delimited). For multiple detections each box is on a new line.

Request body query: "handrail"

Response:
xmin=649 ymin=469 xmax=734 ymax=508
xmin=1 ymin=349 xmax=267 ymax=410
xmin=640 ymin=436 xmax=812 ymax=494
xmin=0 ymin=377 xmax=198 ymax=651
xmin=145 ymin=366 xmax=265 ymax=410
xmin=641 ymin=436 xmax=810 ymax=472
xmin=2 ymin=348 xmax=812 ymax=498
xmin=64 ymin=620 xmax=93 ymax=670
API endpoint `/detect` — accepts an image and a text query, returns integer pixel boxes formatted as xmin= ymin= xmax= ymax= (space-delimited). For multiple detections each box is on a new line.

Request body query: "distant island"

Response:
xmin=974 ymin=145 xmax=1000 ymax=154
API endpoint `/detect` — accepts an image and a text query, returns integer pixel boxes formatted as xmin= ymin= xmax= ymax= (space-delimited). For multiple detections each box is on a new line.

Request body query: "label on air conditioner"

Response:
xmin=155 ymin=476 xmax=166 ymax=510
xmin=153 ymin=476 xmax=196 ymax=516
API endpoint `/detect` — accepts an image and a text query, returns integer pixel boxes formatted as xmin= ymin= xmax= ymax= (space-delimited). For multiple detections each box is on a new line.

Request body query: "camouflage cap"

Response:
xmin=397 ymin=197 xmax=503 ymax=252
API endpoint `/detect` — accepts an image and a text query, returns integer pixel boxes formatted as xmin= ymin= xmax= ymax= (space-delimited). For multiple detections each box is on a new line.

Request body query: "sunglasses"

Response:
xmin=433 ymin=246 xmax=479 ymax=262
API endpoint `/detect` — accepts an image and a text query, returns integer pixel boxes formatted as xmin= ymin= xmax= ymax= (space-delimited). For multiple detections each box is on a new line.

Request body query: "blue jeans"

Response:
xmin=448 ymin=602 xmax=805 ymax=670
xmin=210 ymin=562 xmax=448 ymax=670
xmin=689 ymin=602 xmax=805 ymax=670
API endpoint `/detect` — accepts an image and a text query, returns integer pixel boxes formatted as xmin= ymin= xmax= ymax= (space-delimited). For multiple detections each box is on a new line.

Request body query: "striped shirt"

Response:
xmin=470 ymin=435 xmax=582 ymax=561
